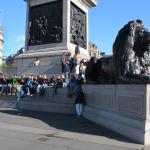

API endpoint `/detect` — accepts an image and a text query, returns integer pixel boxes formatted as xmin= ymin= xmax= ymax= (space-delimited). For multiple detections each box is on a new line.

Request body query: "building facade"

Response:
xmin=88 ymin=42 xmax=101 ymax=58
xmin=0 ymin=26 xmax=4 ymax=65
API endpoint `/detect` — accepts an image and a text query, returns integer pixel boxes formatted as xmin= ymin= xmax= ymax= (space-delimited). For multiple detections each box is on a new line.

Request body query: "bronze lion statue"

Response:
xmin=86 ymin=20 xmax=150 ymax=84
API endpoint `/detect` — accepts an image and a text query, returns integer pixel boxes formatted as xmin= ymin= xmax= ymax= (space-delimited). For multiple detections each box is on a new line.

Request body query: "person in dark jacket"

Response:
xmin=75 ymin=88 xmax=85 ymax=117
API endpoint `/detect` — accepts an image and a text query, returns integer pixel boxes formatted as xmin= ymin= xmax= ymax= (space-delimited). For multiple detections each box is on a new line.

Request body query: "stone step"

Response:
xmin=0 ymin=87 xmax=75 ymax=114
xmin=0 ymin=96 xmax=16 ymax=108
xmin=0 ymin=97 xmax=75 ymax=114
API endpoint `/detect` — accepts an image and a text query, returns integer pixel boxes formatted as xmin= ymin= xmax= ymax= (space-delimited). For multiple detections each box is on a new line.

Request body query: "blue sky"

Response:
xmin=0 ymin=0 xmax=150 ymax=57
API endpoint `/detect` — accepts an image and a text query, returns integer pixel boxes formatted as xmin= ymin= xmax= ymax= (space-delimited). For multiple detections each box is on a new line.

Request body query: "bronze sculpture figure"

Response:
xmin=86 ymin=20 xmax=150 ymax=84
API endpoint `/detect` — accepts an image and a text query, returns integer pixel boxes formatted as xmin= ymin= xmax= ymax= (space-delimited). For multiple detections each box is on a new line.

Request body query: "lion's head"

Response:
xmin=113 ymin=19 xmax=150 ymax=83
xmin=86 ymin=20 xmax=150 ymax=84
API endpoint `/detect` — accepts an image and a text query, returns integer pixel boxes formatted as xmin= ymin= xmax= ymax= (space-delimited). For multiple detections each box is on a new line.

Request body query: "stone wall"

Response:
xmin=82 ymin=85 xmax=150 ymax=145
xmin=1 ymin=84 xmax=150 ymax=145
xmin=0 ymin=87 xmax=75 ymax=114
xmin=20 ymin=87 xmax=75 ymax=114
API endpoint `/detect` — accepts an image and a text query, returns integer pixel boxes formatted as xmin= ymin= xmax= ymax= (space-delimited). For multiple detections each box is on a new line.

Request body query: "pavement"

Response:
xmin=0 ymin=107 xmax=146 ymax=150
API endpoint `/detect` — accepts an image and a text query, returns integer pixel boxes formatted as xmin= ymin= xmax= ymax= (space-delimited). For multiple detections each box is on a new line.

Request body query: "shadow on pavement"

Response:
xmin=0 ymin=108 xmax=141 ymax=145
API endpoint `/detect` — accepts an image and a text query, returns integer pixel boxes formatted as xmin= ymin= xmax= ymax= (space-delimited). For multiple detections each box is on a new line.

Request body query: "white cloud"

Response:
xmin=16 ymin=35 xmax=25 ymax=43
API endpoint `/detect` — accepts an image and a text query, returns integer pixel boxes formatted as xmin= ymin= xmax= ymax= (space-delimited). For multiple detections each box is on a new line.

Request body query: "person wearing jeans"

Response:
xmin=62 ymin=52 xmax=70 ymax=85
xmin=75 ymin=88 xmax=85 ymax=117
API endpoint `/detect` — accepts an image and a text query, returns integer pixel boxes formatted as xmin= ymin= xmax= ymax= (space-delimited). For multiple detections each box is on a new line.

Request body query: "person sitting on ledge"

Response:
xmin=33 ymin=58 xmax=40 ymax=66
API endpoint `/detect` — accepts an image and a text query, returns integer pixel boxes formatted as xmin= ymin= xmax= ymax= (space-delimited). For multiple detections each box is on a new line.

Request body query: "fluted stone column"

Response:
xmin=0 ymin=27 xmax=4 ymax=66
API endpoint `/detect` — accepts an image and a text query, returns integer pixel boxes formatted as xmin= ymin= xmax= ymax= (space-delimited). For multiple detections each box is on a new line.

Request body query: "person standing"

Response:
xmin=75 ymin=44 xmax=80 ymax=61
xmin=75 ymin=44 xmax=80 ymax=55
xmin=75 ymin=88 xmax=85 ymax=118
xmin=74 ymin=45 xmax=81 ymax=75
xmin=62 ymin=52 xmax=70 ymax=84
xmin=79 ymin=60 xmax=86 ymax=78
xmin=16 ymin=83 xmax=23 ymax=115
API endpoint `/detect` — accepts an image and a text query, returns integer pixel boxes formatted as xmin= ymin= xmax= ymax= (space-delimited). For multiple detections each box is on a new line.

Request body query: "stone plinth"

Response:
xmin=15 ymin=50 xmax=65 ymax=76
xmin=21 ymin=87 xmax=75 ymax=114
xmin=15 ymin=0 xmax=98 ymax=76
xmin=1 ymin=84 xmax=150 ymax=145
xmin=0 ymin=87 xmax=75 ymax=114
xmin=83 ymin=84 xmax=150 ymax=145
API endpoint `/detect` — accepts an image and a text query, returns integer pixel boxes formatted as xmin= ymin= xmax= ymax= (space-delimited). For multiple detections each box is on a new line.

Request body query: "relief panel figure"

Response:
xmin=28 ymin=1 xmax=63 ymax=46
xmin=70 ymin=3 xmax=87 ymax=49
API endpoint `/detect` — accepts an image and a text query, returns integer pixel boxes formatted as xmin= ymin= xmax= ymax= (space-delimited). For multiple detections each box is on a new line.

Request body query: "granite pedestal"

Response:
xmin=14 ymin=0 xmax=98 ymax=76
xmin=83 ymin=84 xmax=150 ymax=145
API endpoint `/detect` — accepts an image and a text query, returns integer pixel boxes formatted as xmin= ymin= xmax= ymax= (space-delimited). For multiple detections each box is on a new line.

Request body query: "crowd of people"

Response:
xmin=0 ymin=74 xmax=49 ymax=97
xmin=0 ymin=49 xmax=87 ymax=117
xmin=0 ymin=57 xmax=86 ymax=95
